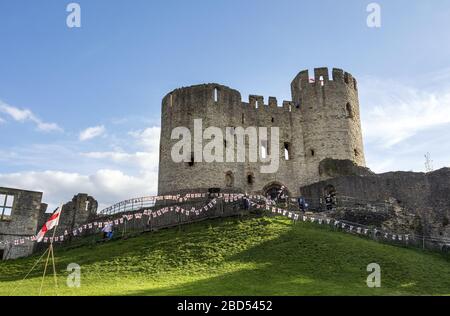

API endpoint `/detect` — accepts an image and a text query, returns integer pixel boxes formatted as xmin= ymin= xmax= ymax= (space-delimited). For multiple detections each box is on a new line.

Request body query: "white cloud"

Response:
xmin=81 ymin=126 xmax=161 ymax=171
xmin=0 ymin=169 xmax=158 ymax=213
xmin=360 ymin=77 xmax=450 ymax=148
xmin=0 ymin=100 xmax=62 ymax=132
xmin=79 ymin=125 xmax=106 ymax=141
xmin=128 ymin=126 xmax=161 ymax=151
xmin=359 ymin=75 xmax=450 ymax=173
xmin=0 ymin=125 xmax=162 ymax=212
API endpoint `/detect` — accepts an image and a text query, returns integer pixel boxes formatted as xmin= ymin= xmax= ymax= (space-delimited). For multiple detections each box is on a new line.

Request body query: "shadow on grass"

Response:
xmin=124 ymin=220 xmax=450 ymax=296
xmin=2 ymin=217 xmax=450 ymax=296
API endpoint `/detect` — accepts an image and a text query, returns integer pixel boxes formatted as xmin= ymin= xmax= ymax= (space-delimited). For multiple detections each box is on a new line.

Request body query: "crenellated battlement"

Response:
xmin=162 ymin=67 xmax=358 ymax=116
xmin=291 ymin=67 xmax=358 ymax=92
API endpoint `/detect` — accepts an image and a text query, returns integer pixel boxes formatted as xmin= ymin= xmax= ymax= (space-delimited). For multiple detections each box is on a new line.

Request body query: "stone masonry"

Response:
xmin=0 ymin=187 xmax=47 ymax=260
xmin=158 ymin=67 xmax=366 ymax=197
xmin=300 ymin=164 xmax=450 ymax=239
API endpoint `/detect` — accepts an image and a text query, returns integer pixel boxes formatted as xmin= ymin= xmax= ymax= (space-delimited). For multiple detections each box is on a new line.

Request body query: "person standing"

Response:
xmin=102 ymin=223 xmax=113 ymax=240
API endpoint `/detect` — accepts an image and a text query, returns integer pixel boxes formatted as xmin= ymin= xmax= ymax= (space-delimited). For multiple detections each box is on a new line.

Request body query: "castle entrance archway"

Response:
xmin=263 ymin=182 xmax=290 ymax=203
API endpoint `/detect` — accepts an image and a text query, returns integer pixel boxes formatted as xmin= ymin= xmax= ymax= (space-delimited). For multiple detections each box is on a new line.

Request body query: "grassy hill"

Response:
xmin=1 ymin=215 xmax=449 ymax=296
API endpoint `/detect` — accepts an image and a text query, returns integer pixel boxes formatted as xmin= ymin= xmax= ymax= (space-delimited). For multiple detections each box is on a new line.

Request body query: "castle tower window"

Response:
xmin=284 ymin=142 xmax=291 ymax=160
xmin=271 ymin=117 xmax=274 ymax=123
xmin=214 ymin=88 xmax=219 ymax=103
xmin=169 ymin=94 xmax=173 ymax=107
xmin=242 ymin=113 xmax=245 ymax=124
xmin=0 ymin=194 xmax=14 ymax=221
xmin=310 ymin=149 xmax=315 ymax=157
xmin=225 ymin=171 xmax=234 ymax=188
xmin=247 ymin=173 xmax=255 ymax=185
xmin=319 ymin=76 xmax=325 ymax=87
xmin=260 ymin=141 xmax=268 ymax=159
xmin=346 ymin=103 xmax=354 ymax=119
xmin=187 ymin=153 xmax=195 ymax=167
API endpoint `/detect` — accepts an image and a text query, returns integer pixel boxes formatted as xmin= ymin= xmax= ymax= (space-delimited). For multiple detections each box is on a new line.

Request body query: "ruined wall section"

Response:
xmin=0 ymin=187 xmax=45 ymax=260
xmin=300 ymin=167 xmax=450 ymax=239
xmin=38 ymin=193 xmax=98 ymax=238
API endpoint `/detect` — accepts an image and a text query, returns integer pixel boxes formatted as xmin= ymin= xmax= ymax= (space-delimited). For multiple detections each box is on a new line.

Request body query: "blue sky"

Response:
xmin=1 ymin=0 xmax=450 ymax=210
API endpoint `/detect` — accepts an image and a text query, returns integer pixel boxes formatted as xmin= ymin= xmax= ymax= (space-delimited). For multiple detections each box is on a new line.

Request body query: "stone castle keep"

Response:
xmin=158 ymin=67 xmax=366 ymax=197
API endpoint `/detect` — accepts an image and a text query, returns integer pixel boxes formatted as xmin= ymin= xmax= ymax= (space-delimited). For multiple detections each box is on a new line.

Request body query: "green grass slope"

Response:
xmin=1 ymin=216 xmax=449 ymax=296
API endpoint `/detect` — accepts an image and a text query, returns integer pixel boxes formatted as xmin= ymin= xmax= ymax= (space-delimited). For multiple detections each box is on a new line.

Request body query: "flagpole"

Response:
xmin=39 ymin=203 xmax=62 ymax=296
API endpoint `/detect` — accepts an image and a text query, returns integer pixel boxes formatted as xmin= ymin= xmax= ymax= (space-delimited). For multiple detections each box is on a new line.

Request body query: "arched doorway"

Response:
xmin=323 ymin=184 xmax=337 ymax=210
xmin=263 ymin=182 xmax=290 ymax=203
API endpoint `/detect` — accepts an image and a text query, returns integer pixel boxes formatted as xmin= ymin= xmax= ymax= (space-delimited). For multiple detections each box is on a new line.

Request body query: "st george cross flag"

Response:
xmin=36 ymin=207 xmax=62 ymax=242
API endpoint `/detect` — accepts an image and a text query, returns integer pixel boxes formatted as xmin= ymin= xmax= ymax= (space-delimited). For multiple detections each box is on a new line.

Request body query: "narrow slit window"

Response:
xmin=261 ymin=141 xmax=268 ymax=159
xmin=319 ymin=75 xmax=324 ymax=86
xmin=214 ymin=88 xmax=219 ymax=103
xmin=284 ymin=142 xmax=291 ymax=160
xmin=247 ymin=173 xmax=254 ymax=185
xmin=188 ymin=153 xmax=195 ymax=167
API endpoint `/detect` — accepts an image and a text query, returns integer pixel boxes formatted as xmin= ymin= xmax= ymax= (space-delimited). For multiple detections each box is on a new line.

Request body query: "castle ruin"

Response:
xmin=158 ymin=67 xmax=366 ymax=197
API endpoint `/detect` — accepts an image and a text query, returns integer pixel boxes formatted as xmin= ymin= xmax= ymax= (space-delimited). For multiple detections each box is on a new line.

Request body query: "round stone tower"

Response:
xmin=158 ymin=84 xmax=245 ymax=195
xmin=290 ymin=68 xmax=366 ymax=184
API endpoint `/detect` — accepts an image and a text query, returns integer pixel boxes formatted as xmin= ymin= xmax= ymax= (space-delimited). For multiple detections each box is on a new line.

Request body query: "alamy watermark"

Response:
xmin=366 ymin=263 xmax=381 ymax=288
xmin=171 ymin=119 xmax=280 ymax=173
xmin=66 ymin=3 xmax=81 ymax=28
xmin=67 ymin=263 xmax=81 ymax=288
xmin=366 ymin=3 xmax=381 ymax=28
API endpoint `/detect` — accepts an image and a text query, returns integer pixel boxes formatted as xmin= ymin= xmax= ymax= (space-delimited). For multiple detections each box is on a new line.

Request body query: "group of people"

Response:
xmin=243 ymin=190 xmax=335 ymax=213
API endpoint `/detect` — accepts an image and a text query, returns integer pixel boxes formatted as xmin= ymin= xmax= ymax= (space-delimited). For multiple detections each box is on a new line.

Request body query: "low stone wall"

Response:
xmin=300 ymin=168 xmax=450 ymax=239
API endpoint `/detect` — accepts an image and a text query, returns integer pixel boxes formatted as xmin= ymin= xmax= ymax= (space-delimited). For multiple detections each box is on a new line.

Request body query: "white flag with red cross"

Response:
xmin=36 ymin=207 xmax=62 ymax=243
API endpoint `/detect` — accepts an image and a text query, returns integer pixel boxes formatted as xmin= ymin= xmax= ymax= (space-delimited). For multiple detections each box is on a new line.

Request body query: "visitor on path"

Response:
xmin=325 ymin=194 xmax=333 ymax=211
xmin=243 ymin=195 xmax=250 ymax=210
xmin=298 ymin=196 xmax=307 ymax=213
xmin=102 ymin=223 xmax=113 ymax=240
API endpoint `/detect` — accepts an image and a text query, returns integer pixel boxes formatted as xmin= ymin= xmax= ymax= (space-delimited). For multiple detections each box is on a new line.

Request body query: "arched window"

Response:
xmin=346 ymin=103 xmax=354 ymax=119
xmin=310 ymin=149 xmax=315 ymax=157
xmin=247 ymin=173 xmax=255 ymax=185
xmin=225 ymin=171 xmax=234 ymax=187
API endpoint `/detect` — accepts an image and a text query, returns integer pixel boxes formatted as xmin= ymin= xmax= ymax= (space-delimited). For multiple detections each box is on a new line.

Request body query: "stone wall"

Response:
xmin=300 ymin=166 xmax=450 ymax=238
xmin=158 ymin=67 xmax=366 ymax=197
xmin=38 ymin=193 xmax=98 ymax=240
xmin=0 ymin=187 xmax=47 ymax=260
